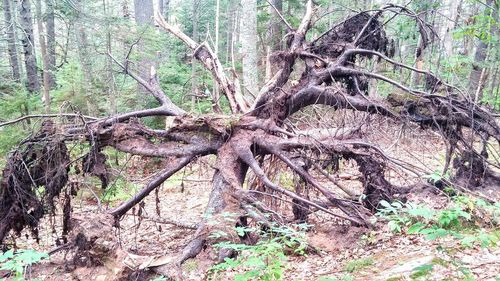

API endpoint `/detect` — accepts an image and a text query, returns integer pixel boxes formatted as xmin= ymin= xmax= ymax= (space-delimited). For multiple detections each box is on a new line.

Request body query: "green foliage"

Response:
xmin=51 ymin=59 xmax=92 ymax=112
xmin=0 ymin=87 xmax=43 ymax=163
xmin=410 ymin=264 xmax=434 ymax=280
xmin=424 ymin=170 xmax=450 ymax=185
xmin=208 ymin=223 xmax=309 ymax=281
xmin=0 ymin=249 xmax=48 ymax=281
xmin=101 ymin=176 xmax=139 ymax=204
xmin=377 ymin=195 xmax=500 ymax=248
xmin=343 ymin=257 xmax=374 ymax=273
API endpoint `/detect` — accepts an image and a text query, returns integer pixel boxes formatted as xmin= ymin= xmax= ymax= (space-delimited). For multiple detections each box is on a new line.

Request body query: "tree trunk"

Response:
xmin=133 ymin=0 xmax=155 ymax=103
xmin=74 ymin=0 xmax=97 ymax=115
xmin=104 ymin=0 xmax=117 ymax=115
xmin=268 ymin=0 xmax=283 ymax=51
xmin=34 ymin=0 xmax=51 ymax=113
xmin=240 ymin=0 xmax=259 ymax=98
xmin=225 ymin=1 xmax=235 ymax=64
xmin=45 ymin=0 xmax=56 ymax=87
xmin=2 ymin=0 xmax=21 ymax=81
xmin=468 ymin=0 xmax=496 ymax=102
xmin=212 ymin=0 xmax=221 ymax=112
xmin=191 ymin=0 xmax=199 ymax=111
xmin=18 ymin=0 xmax=40 ymax=93
xmin=440 ymin=0 xmax=462 ymax=56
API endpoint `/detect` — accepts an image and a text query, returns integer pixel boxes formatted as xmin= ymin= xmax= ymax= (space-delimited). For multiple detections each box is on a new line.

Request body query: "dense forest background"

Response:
xmin=1 ymin=0 xmax=499 ymax=159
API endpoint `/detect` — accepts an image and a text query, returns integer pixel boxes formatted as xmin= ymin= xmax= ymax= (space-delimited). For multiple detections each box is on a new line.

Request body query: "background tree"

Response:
xmin=2 ymin=0 xmax=21 ymax=82
xmin=45 ymin=0 xmax=56 ymax=88
xmin=240 ymin=0 xmax=259 ymax=98
xmin=18 ymin=0 xmax=40 ymax=93
xmin=34 ymin=0 xmax=51 ymax=113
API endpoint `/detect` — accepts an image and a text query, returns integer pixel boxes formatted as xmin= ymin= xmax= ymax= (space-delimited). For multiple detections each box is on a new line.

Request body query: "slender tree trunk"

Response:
xmin=133 ymin=0 xmax=154 ymax=103
xmin=411 ymin=4 xmax=434 ymax=87
xmin=464 ymin=2 xmax=479 ymax=55
xmin=440 ymin=0 xmax=461 ymax=56
xmin=74 ymin=0 xmax=97 ymax=115
xmin=469 ymin=0 xmax=496 ymax=102
xmin=191 ymin=0 xmax=199 ymax=111
xmin=268 ymin=0 xmax=283 ymax=51
xmin=34 ymin=0 xmax=51 ymax=113
xmin=212 ymin=0 xmax=221 ymax=112
xmin=45 ymin=0 xmax=56 ymax=87
xmin=240 ymin=0 xmax=259 ymax=98
xmin=225 ymin=1 xmax=233 ymax=64
xmin=104 ymin=0 xmax=117 ymax=115
xmin=18 ymin=0 xmax=40 ymax=93
xmin=3 ymin=0 xmax=21 ymax=81
xmin=266 ymin=0 xmax=283 ymax=79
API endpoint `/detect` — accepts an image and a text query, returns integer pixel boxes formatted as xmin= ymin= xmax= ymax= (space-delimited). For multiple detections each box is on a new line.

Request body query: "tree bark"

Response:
xmin=34 ymin=0 xmax=51 ymax=113
xmin=268 ymin=0 xmax=283 ymax=51
xmin=468 ymin=0 xmax=496 ymax=102
xmin=212 ymin=0 xmax=221 ymax=112
xmin=18 ymin=0 xmax=40 ymax=93
xmin=133 ymin=0 xmax=155 ymax=103
xmin=45 ymin=0 xmax=56 ymax=88
xmin=240 ymin=0 xmax=259 ymax=98
xmin=191 ymin=0 xmax=199 ymax=111
xmin=2 ymin=0 xmax=21 ymax=81
xmin=440 ymin=0 xmax=462 ymax=56
xmin=73 ymin=0 xmax=97 ymax=115
xmin=225 ymin=0 xmax=235 ymax=64
xmin=104 ymin=0 xmax=117 ymax=115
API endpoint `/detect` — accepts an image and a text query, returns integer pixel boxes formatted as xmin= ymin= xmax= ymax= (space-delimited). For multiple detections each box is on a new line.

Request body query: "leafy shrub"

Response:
xmin=376 ymin=195 xmax=499 ymax=248
xmin=208 ymin=223 xmax=309 ymax=281
xmin=0 ymin=249 xmax=48 ymax=281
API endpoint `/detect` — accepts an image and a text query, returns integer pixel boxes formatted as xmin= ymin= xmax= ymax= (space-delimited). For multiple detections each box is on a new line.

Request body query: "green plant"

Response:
xmin=424 ymin=170 xmax=450 ymax=185
xmin=208 ymin=223 xmax=308 ymax=281
xmin=410 ymin=264 xmax=433 ymax=280
xmin=344 ymin=257 xmax=374 ymax=273
xmin=377 ymin=196 xmax=499 ymax=248
xmin=376 ymin=200 xmax=411 ymax=233
xmin=0 ymin=249 xmax=48 ymax=281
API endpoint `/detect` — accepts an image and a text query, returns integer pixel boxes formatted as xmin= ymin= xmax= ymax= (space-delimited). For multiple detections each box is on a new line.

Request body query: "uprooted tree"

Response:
xmin=1 ymin=0 xmax=499 ymax=273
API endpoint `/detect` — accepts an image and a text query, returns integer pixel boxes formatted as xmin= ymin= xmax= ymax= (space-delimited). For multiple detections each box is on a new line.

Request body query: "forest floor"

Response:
xmin=2 ymin=118 xmax=499 ymax=281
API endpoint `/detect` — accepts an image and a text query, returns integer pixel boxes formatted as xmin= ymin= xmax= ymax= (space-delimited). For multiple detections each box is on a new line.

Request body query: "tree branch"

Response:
xmin=155 ymin=13 xmax=248 ymax=113
xmin=0 ymin=113 xmax=97 ymax=128
xmin=110 ymin=156 xmax=193 ymax=218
